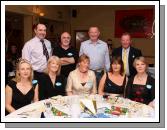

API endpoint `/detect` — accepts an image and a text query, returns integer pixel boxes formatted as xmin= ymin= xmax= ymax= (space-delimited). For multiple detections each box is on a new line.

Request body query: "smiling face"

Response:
xmin=135 ymin=60 xmax=147 ymax=73
xmin=48 ymin=60 xmax=60 ymax=74
xmin=79 ymin=59 xmax=90 ymax=73
xmin=110 ymin=56 xmax=124 ymax=75
xmin=88 ymin=27 xmax=100 ymax=42
xmin=61 ymin=32 xmax=71 ymax=47
xmin=111 ymin=62 xmax=121 ymax=73
xmin=34 ymin=24 xmax=46 ymax=40
xmin=121 ymin=34 xmax=131 ymax=49
xmin=18 ymin=62 xmax=31 ymax=79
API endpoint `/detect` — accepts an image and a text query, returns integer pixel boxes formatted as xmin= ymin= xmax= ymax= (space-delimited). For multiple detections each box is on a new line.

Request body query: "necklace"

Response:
xmin=136 ymin=76 xmax=144 ymax=81
xmin=136 ymin=74 xmax=147 ymax=81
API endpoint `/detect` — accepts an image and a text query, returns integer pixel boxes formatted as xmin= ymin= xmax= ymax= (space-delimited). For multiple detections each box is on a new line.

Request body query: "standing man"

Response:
xmin=79 ymin=27 xmax=110 ymax=89
xmin=22 ymin=23 xmax=52 ymax=100
xmin=53 ymin=32 xmax=78 ymax=78
xmin=112 ymin=32 xmax=142 ymax=77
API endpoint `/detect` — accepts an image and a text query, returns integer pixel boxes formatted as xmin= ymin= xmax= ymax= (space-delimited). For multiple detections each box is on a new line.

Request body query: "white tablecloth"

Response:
xmin=6 ymin=95 xmax=154 ymax=118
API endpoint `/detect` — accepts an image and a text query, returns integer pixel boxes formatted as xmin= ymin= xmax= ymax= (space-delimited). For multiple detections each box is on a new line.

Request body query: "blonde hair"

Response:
xmin=45 ymin=56 xmax=61 ymax=75
xmin=76 ymin=54 xmax=90 ymax=68
xmin=133 ymin=56 xmax=148 ymax=71
xmin=78 ymin=54 xmax=90 ymax=63
xmin=15 ymin=58 xmax=33 ymax=82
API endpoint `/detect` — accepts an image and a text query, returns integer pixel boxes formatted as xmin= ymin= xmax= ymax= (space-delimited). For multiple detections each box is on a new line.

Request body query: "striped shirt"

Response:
xmin=22 ymin=36 xmax=52 ymax=72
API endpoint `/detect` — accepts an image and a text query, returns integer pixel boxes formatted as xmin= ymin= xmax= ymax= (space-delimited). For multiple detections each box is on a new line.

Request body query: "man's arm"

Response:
xmin=22 ymin=43 xmax=31 ymax=62
xmin=61 ymin=49 xmax=78 ymax=66
xmin=79 ymin=42 xmax=84 ymax=56
xmin=111 ymin=48 xmax=118 ymax=57
xmin=60 ymin=57 xmax=75 ymax=66
xmin=104 ymin=45 xmax=111 ymax=71
xmin=138 ymin=49 xmax=142 ymax=56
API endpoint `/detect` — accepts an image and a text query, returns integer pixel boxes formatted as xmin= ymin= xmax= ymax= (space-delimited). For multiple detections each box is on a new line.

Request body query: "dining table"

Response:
xmin=6 ymin=94 xmax=155 ymax=118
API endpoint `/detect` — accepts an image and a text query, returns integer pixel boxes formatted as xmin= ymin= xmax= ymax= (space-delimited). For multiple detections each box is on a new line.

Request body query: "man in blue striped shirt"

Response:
xmin=79 ymin=27 xmax=110 ymax=90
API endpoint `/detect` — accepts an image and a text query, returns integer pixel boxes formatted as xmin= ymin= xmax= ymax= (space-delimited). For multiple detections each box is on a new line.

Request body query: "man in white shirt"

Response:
xmin=79 ymin=27 xmax=110 ymax=89
xmin=22 ymin=23 xmax=52 ymax=85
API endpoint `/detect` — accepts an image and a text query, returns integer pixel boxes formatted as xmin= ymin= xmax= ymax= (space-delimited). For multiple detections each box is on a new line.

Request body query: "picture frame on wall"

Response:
xmin=75 ymin=30 xmax=89 ymax=50
xmin=115 ymin=9 xmax=154 ymax=38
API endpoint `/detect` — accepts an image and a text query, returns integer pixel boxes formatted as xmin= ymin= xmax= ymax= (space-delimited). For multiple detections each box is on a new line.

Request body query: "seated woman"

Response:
xmin=38 ymin=56 xmax=66 ymax=100
xmin=98 ymin=56 xmax=127 ymax=97
xmin=5 ymin=59 xmax=38 ymax=114
xmin=124 ymin=56 xmax=155 ymax=105
xmin=66 ymin=54 xmax=97 ymax=96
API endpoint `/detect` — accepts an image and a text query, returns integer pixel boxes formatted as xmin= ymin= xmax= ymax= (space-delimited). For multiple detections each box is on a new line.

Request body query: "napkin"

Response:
xmin=80 ymin=99 xmax=97 ymax=115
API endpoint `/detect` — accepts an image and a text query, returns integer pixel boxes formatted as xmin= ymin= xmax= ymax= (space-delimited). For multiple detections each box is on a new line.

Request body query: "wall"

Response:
xmin=5 ymin=5 xmax=155 ymax=64
xmin=5 ymin=5 xmax=71 ymax=43
xmin=70 ymin=5 xmax=155 ymax=64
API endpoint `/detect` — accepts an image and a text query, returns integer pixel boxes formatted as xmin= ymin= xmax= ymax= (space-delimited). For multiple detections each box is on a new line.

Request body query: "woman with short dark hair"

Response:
xmin=98 ymin=56 xmax=127 ymax=97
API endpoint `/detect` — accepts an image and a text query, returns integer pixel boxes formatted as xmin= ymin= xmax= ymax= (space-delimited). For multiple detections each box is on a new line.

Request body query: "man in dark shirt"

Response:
xmin=53 ymin=32 xmax=78 ymax=78
xmin=112 ymin=32 xmax=142 ymax=77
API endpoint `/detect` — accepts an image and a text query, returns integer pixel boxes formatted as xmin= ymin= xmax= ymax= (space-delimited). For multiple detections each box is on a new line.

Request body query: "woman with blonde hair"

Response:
xmin=38 ymin=56 xmax=66 ymax=100
xmin=124 ymin=56 xmax=155 ymax=105
xmin=66 ymin=54 xmax=97 ymax=96
xmin=5 ymin=59 xmax=38 ymax=115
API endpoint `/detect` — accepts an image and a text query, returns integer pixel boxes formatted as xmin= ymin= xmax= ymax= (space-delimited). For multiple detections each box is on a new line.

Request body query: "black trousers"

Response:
xmin=34 ymin=71 xmax=45 ymax=100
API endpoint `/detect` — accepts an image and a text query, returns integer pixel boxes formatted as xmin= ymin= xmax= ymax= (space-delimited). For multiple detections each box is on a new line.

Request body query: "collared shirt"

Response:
xmin=122 ymin=47 xmax=130 ymax=76
xmin=22 ymin=36 xmax=52 ymax=72
xmin=79 ymin=39 xmax=110 ymax=71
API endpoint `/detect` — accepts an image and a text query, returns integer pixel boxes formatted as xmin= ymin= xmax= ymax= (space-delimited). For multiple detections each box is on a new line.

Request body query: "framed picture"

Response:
xmin=75 ymin=30 xmax=89 ymax=50
xmin=115 ymin=9 xmax=154 ymax=38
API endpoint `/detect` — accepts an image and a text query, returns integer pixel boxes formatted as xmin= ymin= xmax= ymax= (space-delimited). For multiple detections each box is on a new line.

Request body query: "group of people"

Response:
xmin=5 ymin=23 xmax=155 ymax=115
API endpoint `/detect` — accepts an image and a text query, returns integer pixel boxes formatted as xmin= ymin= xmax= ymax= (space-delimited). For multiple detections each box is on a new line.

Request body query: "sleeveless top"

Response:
xmin=6 ymin=80 xmax=37 ymax=115
xmin=125 ymin=75 xmax=155 ymax=105
xmin=104 ymin=72 xmax=126 ymax=94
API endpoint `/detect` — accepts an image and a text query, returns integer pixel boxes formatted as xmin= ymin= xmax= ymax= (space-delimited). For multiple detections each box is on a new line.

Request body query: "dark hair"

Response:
xmin=33 ymin=23 xmax=46 ymax=30
xmin=110 ymin=56 xmax=124 ymax=76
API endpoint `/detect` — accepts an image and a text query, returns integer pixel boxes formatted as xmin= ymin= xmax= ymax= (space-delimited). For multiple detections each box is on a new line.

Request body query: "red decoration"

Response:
xmin=115 ymin=9 xmax=154 ymax=38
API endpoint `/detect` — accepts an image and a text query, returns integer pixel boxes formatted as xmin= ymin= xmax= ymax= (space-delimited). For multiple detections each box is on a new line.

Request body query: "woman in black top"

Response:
xmin=98 ymin=56 xmax=127 ymax=97
xmin=5 ymin=59 xmax=39 ymax=115
xmin=38 ymin=56 xmax=66 ymax=100
xmin=124 ymin=56 xmax=155 ymax=105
